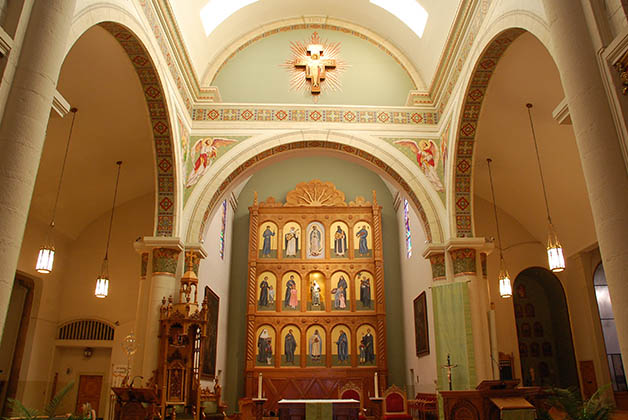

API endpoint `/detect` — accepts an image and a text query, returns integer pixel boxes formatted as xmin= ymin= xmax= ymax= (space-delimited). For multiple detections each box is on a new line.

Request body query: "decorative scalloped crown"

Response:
xmin=284 ymin=180 xmax=347 ymax=207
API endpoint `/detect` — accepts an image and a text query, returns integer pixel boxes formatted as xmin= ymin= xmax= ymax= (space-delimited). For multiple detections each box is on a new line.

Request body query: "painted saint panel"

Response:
xmin=356 ymin=324 xmax=376 ymax=366
xmin=307 ymin=271 xmax=326 ymax=311
xmin=330 ymin=221 xmax=349 ymax=258
xmin=331 ymin=325 xmax=351 ymax=366
xmin=259 ymin=221 xmax=278 ymax=258
xmin=280 ymin=325 xmax=300 ymax=366
xmin=306 ymin=326 xmax=325 ymax=367
xmin=306 ymin=221 xmax=325 ymax=259
xmin=257 ymin=272 xmax=277 ymax=311
xmin=282 ymin=272 xmax=301 ymax=311
xmin=282 ymin=221 xmax=301 ymax=258
xmin=353 ymin=222 xmax=373 ymax=258
xmin=355 ymin=271 xmax=374 ymax=311
xmin=331 ymin=271 xmax=350 ymax=311
xmin=256 ymin=325 xmax=275 ymax=367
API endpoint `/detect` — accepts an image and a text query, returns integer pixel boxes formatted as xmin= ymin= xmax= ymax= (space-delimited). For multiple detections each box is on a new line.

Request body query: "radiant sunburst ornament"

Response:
xmin=282 ymin=32 xmax=348 ymax=101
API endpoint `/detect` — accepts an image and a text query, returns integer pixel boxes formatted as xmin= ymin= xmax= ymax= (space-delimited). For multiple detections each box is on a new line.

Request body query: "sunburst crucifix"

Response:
xmin=282 ymin=32 xmax=348 ymax=100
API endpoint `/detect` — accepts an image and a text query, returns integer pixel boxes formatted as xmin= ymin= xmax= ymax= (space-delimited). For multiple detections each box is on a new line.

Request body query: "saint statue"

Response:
xmin=257 ymin=329 xmax=272 ymax=365
xmin=284 ymin=227 xmax=299 ymax=257
xmin=309 ymin=225 xmax=322 ymax=256
xmin=359 ymin=275 xmax=371 ymax=308
xmin=333 ymin=226 xmax=347 ymax=256
xmin=334 ymin=276 xmax=347 ymax=309
xmin=309 ymin=330 xmax=322 ymax=361
xmin=262 ymin=226 xmax=275 ymax=256
xmin=356 ymin=225 xmax=369 ymax=255
xmin=336 ymin=330 xmax=349 ymax=362
xmin=284 ymin=275 xmax=297 ymax=308
xmin=259 ymin=276 xmax=270 ymax=308
xmin=311 ymin=280 xmax=321 ymax=307
xmin=268 ymin=286 xmax=275 ymax=304
xmin=284 ymin=330 xmax=297 ymax=364
xmin=360 ymin=329 xmax=375 ymax=364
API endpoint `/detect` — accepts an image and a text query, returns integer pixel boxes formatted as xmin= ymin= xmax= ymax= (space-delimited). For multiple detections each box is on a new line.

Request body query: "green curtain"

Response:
xmin=432 ymin=281 xmax=476 ymax=391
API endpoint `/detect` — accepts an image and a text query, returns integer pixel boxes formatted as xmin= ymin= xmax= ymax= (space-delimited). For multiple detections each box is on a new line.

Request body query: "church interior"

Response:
xmin=1 ymin=1 xmax=628 ymax=420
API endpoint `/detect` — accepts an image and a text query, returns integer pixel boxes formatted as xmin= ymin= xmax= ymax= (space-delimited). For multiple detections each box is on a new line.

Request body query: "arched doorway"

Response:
xmin=513 ymin=267 xmax=578 ymax=388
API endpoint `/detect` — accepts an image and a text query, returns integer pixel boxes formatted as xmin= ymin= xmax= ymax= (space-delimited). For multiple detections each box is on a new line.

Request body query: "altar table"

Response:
xmin=278 ymin=399 xmax=360 ymax=420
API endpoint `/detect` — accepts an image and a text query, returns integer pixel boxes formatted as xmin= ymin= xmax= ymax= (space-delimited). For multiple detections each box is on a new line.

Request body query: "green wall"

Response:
xmin=213 ymin=29 xmax=415 ymax=106
xmin=223 ymin=155 xmax=406 ymax=411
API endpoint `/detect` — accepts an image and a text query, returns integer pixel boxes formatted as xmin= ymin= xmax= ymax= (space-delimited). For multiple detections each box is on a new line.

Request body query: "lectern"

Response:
xmin=111 ymin=387 xmax=159 ymax=420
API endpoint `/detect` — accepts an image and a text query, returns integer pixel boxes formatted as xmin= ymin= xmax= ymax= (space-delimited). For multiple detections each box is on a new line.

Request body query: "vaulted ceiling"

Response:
xmin=168 ymin=0 xmax=464 ymax=88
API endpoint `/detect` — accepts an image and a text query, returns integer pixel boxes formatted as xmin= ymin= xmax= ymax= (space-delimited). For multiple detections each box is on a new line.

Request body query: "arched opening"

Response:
xmin=593 ymin=263 xmax=627 ymax=391
xmin=193 ymin=152 xmax=436 ymax=410
xmin=8 ymin=23 xmax=162 ymax=415
xmin=513 ymin=267 xmax=578 ymax=388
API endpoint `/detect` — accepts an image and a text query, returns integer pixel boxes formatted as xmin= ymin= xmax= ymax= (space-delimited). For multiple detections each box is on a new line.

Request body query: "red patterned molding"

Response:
xmin=191 ymin=106 xmax=438 ymax=125
xmin=453 ymin=29 xmax=524 ymax=237
xmin=100 ymin=22 xmax=176 ymax=236
xmin=198 ymin=141 xmax=435 ymax=243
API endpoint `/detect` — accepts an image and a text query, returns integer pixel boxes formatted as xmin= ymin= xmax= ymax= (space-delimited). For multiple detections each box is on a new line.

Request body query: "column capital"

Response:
xmin=421 ymin=243 xmax=445 ymax=259
xmin=133 ymin=236 xmax=185 ymax=253
xmin=184 ymin=243 xmax=207 ymax=276
xmin=445 ymin=237 xmax=494 ymax=254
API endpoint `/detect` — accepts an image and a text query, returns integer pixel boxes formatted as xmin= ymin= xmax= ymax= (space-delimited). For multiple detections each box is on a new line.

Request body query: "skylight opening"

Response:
xmin=370 ymin=0 xmax=429 ymax=38
xmin=200 ymin=0 xmax=258 ymax=36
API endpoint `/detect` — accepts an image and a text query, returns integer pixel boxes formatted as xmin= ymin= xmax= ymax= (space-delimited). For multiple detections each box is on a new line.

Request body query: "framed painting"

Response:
xmin=413 ymin=291 xmax=429 ymax=357
xmin=201 ymin=286 xmax=219 ymax=379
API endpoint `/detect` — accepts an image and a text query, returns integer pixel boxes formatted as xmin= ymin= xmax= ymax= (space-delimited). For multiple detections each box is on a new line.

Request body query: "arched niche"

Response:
xmin=513 ymin=267 xmax=578 ymax=388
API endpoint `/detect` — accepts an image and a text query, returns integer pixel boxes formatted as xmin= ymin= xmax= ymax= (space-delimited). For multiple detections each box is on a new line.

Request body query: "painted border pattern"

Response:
xmin=198 ymin=141 xmax=434 ymax=243
xmin=454 ymin=29 xmax=524 ymax=237
xmin=138 ymin=0 xmax=194 ymax=110
xmin=192 ymin=107 xmax=438 ymax=125
xmin=100 ymin=22 xmax=176 ymax=236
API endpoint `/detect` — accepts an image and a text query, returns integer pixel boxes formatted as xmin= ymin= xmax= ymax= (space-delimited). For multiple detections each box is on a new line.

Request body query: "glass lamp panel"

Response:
xmin=499 ymin=277 xmax=512 ymax=298
xmin=95 ymin=277 xmax=109 ymax=298
xmin=547 ymin=246 xmax=565 ymax=272
xmin=36 ymin=248 xmax=55 ymax=273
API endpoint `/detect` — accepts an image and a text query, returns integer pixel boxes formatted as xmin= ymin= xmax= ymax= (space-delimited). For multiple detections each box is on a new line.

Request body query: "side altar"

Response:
xmin=244 ymin=180 xmax=387 ymax=413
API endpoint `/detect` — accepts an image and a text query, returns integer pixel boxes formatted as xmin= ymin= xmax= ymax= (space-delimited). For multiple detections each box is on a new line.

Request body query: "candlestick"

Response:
xmin=258 ymin=373 xmax=262 ymax=399
xmin=374 ymin=372 xmax=379 ymax=398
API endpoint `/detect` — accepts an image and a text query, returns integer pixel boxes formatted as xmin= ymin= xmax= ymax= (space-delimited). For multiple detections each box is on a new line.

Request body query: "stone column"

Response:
xmin=131 ymin=251 xmax=150 ymax=377
xmin=0 ymin=0 xmax=76 ymax=335
xmin=447 ymin=238 xmax=494 ymax=385
xmin=134 ymin=237 xmax=184 ymax=380
xmin=543 ymin=0 xmax=628 ymax=368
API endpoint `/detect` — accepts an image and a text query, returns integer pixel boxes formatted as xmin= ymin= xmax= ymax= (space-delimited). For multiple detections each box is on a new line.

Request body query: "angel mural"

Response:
xmin=185 ymin=137 xmax=238 ymax=188
xmin=394 ymin=139 xmax=444 ymax=192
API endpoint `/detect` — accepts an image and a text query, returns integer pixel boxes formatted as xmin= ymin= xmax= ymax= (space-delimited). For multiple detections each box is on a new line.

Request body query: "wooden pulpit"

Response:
xmin=111 ymin=387 xmax=160 ymax=420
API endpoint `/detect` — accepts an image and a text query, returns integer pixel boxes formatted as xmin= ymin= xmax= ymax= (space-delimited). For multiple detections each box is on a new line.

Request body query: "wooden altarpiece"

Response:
xmin=244 ymin=180 xmax=388 ymax=413
xmin=157 ymin=267 xmax=208 ymax=420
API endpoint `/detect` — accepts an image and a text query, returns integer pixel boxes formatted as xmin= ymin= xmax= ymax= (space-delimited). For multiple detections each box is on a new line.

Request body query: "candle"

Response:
xmin=258 ymin=373 xmax=262 ymax=399
xmin=374 ymin=372 xmax=379 ymax=398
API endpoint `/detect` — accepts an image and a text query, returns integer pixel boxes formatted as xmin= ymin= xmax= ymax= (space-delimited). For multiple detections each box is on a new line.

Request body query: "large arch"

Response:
xmin=183 ymin=131 xmax=446 ymax=244
xmin=67 ymin=5 xmax=178 ymax=236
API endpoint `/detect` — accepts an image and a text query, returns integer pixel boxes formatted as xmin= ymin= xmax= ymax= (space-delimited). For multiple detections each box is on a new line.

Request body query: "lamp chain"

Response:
xmin=486 ymin=158 xmax=505 ymax=260
xmin=526 ymin=103 xmax=552 ymax=225
xmin=104 ymin=161 xmax=123 ymax=261
xmin=50 ymin=108 xmax=78 ymax=225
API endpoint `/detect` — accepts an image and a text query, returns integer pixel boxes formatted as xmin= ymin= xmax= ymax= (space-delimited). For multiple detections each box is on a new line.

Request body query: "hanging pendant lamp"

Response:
xmin=487 ymin=158 xmax=512 ymax=298
xmin=95 ymin=161 xmax=123 ymax=298
xmin=526 ymin=103 xmax=565 ymax=272
xmin=36 ymin=108 xmax=78 ymax=274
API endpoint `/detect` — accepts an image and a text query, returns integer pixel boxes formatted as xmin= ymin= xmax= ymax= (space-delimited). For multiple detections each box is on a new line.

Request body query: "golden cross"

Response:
xmin=294 ymin=43 xmax=336 ymax=94
xmin=441 ymin=354 xmax=458 ymax=391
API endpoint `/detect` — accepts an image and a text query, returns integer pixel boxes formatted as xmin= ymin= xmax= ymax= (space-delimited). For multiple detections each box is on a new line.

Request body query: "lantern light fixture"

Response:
xmin=36 ymin=108 xmax=78 ymax=274
xmin=95 ymin=161 xmax=123 ymax=298
xmin=487 ymin=158 xmax=512 ymax=298
xmin=526 ymin=103 xmax=565 ymax=272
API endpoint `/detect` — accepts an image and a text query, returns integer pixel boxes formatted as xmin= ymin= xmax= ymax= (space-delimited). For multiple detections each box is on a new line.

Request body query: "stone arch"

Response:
xmin=66 ymin=7 xmax=177 ymax=236
xmin=183 ymin=132 xmax=446 ymax=244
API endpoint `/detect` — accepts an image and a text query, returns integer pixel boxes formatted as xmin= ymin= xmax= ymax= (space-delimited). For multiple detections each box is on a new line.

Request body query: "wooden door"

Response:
xmin=76 ymin=375 xmax=103 ymax=415
xmin=579 ymin=360 xmax=598 ymax=399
